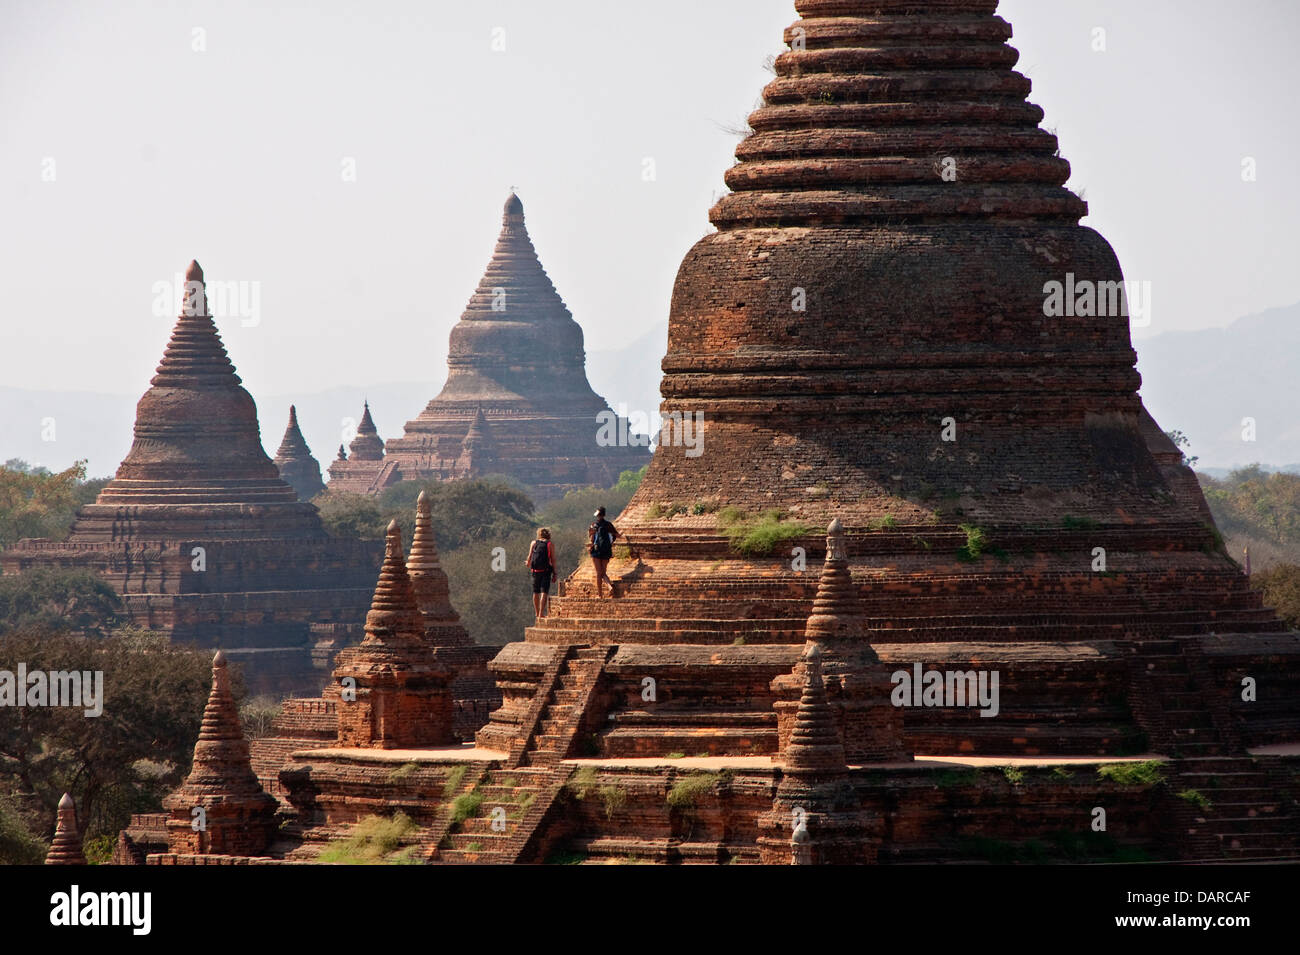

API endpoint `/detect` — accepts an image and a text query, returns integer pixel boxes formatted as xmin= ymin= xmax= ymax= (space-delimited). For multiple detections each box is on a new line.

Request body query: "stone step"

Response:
xmin=571 ymin=836 xmax=760 ymax=865
xmin=1177 ymin=757 xmax=1266 ymax=773
xmin=1177 ymin=772 xmax=1272 ymax=786
xmin=530 ymin=620 xmax=1282 ymax=645
xmin=1201 ymin=815 xmax=1298 ymax=836
xmin=454 ymin=816 xmax=521 ymax=837
xmin=477 ymin=784 xmax=542 ymax=801
xmin=1214 ymin=832 xmax=1300 ymax=853
xmin=532 ymin=733 xmax=567 ymax=752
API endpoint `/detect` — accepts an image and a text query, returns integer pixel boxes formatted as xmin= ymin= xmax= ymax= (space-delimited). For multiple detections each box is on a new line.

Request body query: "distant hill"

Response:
xmin=1136 ymin=302 xmax=1300 ymax=469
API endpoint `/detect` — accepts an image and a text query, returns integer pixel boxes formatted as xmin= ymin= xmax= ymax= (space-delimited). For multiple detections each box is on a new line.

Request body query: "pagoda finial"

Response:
xmin=348 ymin=401 xmax=384 ymax=461
xmin=783 ymin=642 xmax=847 ymax=774
xmin=408 ymin=490 xmax=442 ymax=576
xmin=361 ymin=521 xmax=424 ymax=645
xmin=45 ymin=793 xmax=86 ymax=865
xmin=805 ymin=517 xmax=870 ymax=648
xmin=162 ymin=647 xmax=277 ymax=856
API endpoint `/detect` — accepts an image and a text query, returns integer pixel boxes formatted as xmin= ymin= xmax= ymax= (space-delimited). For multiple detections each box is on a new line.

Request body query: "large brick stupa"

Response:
xmin=0 ymin=261 xmax=382 ymax=696
xmin=482 ymin=0 xmax=1300 ymax=762
xmin=332 ymin=194 xmax=649 ymax=500
xmin=113 ymin=3 xmax=1300 ymax=867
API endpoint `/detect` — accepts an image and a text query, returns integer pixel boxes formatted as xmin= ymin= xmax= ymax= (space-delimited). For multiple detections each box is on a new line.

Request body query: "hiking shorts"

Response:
xmin=531 ymin=570 xmax=553 ymax=594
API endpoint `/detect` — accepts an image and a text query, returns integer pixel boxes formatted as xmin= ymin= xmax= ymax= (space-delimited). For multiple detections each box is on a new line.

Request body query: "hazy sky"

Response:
xmin=2 ymin=0 xmax=1298 ymax=413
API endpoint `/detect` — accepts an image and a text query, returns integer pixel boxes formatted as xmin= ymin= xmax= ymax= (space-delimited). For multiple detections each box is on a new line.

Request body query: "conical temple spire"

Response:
xmin=805 ymin=519 xmax=872 ymax=652
xmin=163 ymin=650 xmax=276 ymax=855
xmin=362 ymin=521 xmax=425 ymax=645
xmin=347 ymin=401 xmax=384 ymax=461
xmin=333 ymin=518 xmax=455 ymax=749
xmin=407 ymin=491 xmax=444 ymax=580
xmin=783 ymin=643 xmax=848 ymax=774
xmin=407 ymin=491 xmax=470 ymax=639
xmin=193 ymin=651 xmax=265 ymax=767
xmin=45 ymin=793 xmax=86 ymax=865
xmin=66 ymin=259 xmax=314 ymax=537
xmin=273 ymin=405 xmax=326 ymax=501
xmin=459 ymin=191 xmax=570 ymax=325
xmin=276 ymin=405 xmax=303 ymax=452
xmin=150 ymin=258 xmax=242 ymax=387
xmin=712 ymin=0 xmax=1087 ymax=228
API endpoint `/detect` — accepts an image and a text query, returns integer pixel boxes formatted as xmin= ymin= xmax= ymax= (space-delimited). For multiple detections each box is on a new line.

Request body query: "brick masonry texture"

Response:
xmin=115 ymin=0 xmax=1300 ymax=865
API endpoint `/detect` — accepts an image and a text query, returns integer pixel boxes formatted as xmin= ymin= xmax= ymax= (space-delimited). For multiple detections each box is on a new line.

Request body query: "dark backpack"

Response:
xmin=592 ymin=521 xmax=613 ymax=554
xmin=529 ymin=540 xmax=551 ymax=571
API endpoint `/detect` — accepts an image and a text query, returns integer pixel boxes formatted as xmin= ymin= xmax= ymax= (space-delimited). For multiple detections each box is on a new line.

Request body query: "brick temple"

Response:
xmin=325 ymin=401 xmax=387 ymax=495
xmin=1 ymin=261 xmax=383 ymax=696
xmin=326 ymin=194 xmax=649 ymax=500
xmin=114 ymin=1 xmax=1300 ymax=865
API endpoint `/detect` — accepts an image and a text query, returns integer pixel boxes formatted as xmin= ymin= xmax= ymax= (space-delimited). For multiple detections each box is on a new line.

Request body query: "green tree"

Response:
xmin=0 ymin=460 xmax=89 ymax=549
xmin=1164 ymin=430 xmax=1199 ymax=469
xmin=0 ymin=569 xmax=122 ymax=638
xmin=1202 ymin=468 xmax=1300 ymax=548
xmin=314 ymin=490 xmax=387 ymax=540
xmin=0 ymin=627 xmax=213 ymax=847
xmin=1254 ymin=565 xmax=1300 ymax=629
xmin=377 ymin=479 xmax=536 ymax=549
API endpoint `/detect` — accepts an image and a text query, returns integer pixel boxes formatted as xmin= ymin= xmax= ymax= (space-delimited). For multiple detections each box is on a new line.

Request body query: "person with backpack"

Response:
xmin=525 ymin=527 xmax=556 ymax=620
xmin=588 ymin=506 xmax=621 ymax=599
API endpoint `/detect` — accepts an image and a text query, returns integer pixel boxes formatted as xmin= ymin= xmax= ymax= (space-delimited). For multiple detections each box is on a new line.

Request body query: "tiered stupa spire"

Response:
xmin=326 ymin=401 xmax=391 ymax=492
xmin=408 ymin=491 xmax=472 ymax=646
xmin=476 ymin=0 xmax=1288 ymax=763
xmin=712 ymin=0 xmax=1087 ymax=230
xmin=163 ymin=650 xmax=278 ymax=856
xmin=45 ymin=793 xmax=86 ymax=865
xmin=333 ymin=521 xmax=454 ymax=748
xmin=350 ymin=402 xmax=384 ymax=461
xmin=63 ymin=259 xmax=321 ymax=541
xmin=782 ymin=643 xmax=847 ymax=774
xmin=356 ymin=193 xmax=648 ymax=500
xmin=804 ymin=518 xmax=874 ymax=657
xmin=273 ymin=405 xmax=326 ymax=502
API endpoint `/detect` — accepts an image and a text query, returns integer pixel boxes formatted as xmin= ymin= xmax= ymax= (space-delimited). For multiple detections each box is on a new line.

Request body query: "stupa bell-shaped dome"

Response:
xmin=438 ymin=193 xmax=595 ymax=404
xmin=68 ymin=260 xmax=323 ymax=540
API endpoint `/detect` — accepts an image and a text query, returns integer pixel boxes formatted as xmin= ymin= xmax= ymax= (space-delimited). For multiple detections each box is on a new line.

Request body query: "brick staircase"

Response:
xmin=1171 ymin=756 xmax=1300 ymax=861
xmin=435 ymin=767 xmax=553 ymax=862
xmin=1127 ymin=639 xmax=1241 ymax=757
xmin=436 ymin=646 xmax=611 ymax=863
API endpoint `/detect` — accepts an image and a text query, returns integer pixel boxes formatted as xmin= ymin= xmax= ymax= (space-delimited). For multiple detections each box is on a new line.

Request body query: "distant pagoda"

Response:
xmin=333 ymin=194 xmax=649 ymax=500
xmin=326 ymin=401 xmax=397 ymax=494
xmin=1 ymin=261 xmax=383 ymax=696
xmin=273 ymin=405 xmax=326 ymax=502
